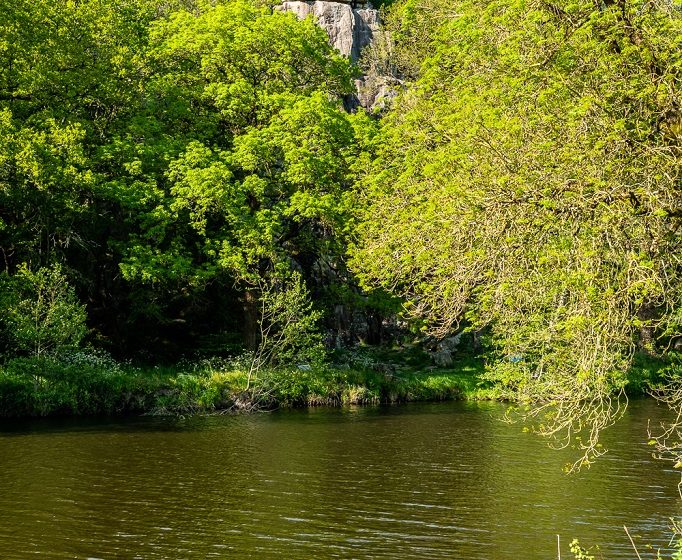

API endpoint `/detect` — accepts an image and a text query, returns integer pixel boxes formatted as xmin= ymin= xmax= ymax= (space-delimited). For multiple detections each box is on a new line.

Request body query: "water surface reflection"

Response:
xmin=0 ymin=400 xmax=679 ymax=559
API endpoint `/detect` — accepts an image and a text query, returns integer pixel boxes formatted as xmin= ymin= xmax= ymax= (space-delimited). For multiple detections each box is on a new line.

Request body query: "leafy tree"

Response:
xmin=247 ymin=271 xmax=326 ymax=387
xmin=0 ymin=0 xmax=374 ymax=356
xmin=118 ymin=0 xmax=372 ymax=347
xmin=0 ymin=0 xmax=158 ymax=267
xmin=352 ymin=0 xmax=682 ymax=465
xmin=0 ymin=0 xmax=170 ymax=352
xmin=0 ymin=265 xmax=87 ymax=358
xmin=365 ymin=0 xmax=458 ymax=81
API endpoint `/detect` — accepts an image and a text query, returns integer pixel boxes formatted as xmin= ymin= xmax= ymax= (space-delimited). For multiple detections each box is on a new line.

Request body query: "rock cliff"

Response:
xmin=277 ymin=1 xmax=380 ymax=62
xmin=277 ymin=0 xmax=401 ymax=111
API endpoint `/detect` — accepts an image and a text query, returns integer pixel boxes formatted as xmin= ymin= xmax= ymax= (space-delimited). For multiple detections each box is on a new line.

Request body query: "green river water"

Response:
xmin=0 ymin=400 xmax=680 ymax=559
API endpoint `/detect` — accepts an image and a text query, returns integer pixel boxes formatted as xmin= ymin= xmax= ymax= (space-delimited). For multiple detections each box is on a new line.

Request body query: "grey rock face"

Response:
xmin=277 ymin=1 xmax=380 ymax=61
xmin=432 ymin=334 xmax=464 ymax=367
xmin=355 ymin=75 xmax=403 ymax=114
xmin=352 ymin=8 xmax=381 ymax=62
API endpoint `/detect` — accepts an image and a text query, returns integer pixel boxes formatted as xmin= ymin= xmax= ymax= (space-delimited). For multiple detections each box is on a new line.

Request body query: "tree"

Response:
xmin=0 ymin=0 xmax=169 ymax=353
xmin=352 ymin=0 xmax=682 ymax=466
xmin=0 ymin=0 xmax=375 ymax=356
xmin=247 ymin=271 xmax=326 ymax=388
xmin=0 ymin=0 xmax=157 ymax=268
xmin=118 ymin=0 xmax=373 ymax=348
xmin=0 ymin=264 xmax=86 ymax=358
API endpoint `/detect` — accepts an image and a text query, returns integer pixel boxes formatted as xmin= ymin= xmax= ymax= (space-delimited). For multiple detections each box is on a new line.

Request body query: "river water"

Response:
xmin=0 ymin=400 xmax=680 ymax=559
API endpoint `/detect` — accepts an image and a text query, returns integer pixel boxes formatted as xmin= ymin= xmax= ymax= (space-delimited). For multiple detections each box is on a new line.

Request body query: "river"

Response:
xmin=0 ymin=399 xmax=680 ymax=559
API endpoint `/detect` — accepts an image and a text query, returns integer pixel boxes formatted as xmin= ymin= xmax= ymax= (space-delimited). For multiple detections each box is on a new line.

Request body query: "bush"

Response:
xmin=0 ymin=264 xmax=86 ymax=358
xmin=0 ymin=351 xmax=157 ymax=416
xmin=0 ymin=371 xmax=35 ymax=417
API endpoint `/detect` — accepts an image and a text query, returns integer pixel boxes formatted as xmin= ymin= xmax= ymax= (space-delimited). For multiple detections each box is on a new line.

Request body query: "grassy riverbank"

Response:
xmin=0 ymin=349 xmax=674 ymax=418
xmin=0 ymin=349 xmax=491 ymax=417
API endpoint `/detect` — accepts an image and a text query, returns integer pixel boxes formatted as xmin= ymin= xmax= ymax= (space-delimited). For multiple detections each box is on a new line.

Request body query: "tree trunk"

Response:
xmin=242 ymin=289 xmax=260 ymax=351
xmin=637 ymin=304 xmax=657 ymax=354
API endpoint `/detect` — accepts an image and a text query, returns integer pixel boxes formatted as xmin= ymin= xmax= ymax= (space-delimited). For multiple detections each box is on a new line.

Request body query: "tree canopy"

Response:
xmin=1 ymin=0 xmax=681 ymax=463
xmin=0 ymin=0 xmax=375 ymax=357
xmin=351 ymin=0 xmax=682 ymax=464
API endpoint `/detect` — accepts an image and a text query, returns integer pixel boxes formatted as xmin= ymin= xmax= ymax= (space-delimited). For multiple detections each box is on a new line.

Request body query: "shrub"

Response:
xmin=0 ymin=264 xmax=86 ymax=358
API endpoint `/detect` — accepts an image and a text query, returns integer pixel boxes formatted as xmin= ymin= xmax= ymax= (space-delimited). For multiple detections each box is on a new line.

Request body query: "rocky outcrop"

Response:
xmin=277 ymin=1 xmax=380 ymax=62
xmin=278 ymin=0 xmax=402 ymax=112
xmin=355 ymin=75 xmax=403 ymax=113
xmin=431 ymin=334 xmax=463 ymax=367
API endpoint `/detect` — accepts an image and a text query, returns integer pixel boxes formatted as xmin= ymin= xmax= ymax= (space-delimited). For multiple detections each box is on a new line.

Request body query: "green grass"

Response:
xmin=1 ymin=349 xmax=676 ymax=418
xmin=254 ymin=359 xmax=491 ymax=407
xmin=0 ymin=350 xmax=491 ymax=417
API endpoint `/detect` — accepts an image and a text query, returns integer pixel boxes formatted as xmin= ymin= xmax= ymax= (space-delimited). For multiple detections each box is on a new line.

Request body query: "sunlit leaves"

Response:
xmin=118 ymin=1 xmax=367 ymax=288
xmin=0 ymin=264 xmax=87 ymax=357
xmin=353 ymin=0 xmax=682 ymax=464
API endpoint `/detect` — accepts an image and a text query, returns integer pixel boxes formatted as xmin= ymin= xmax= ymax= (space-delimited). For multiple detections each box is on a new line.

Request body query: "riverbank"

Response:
xmin=0 ymin=350 xmax=671 ymax=418
xmin=0 ymin=354 xmax=490 ymax=417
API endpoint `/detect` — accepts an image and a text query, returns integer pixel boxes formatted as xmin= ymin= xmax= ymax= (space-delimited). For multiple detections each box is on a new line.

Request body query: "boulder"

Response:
xmin=432 ymin=334 xmax=464 ymax=367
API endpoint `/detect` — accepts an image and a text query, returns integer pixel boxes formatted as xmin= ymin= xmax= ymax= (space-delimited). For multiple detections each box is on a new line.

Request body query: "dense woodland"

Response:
xmin=1 ymin=0 xmax=682 ymax=466
xmin=0 ymin=0 xmax=377 ymax=360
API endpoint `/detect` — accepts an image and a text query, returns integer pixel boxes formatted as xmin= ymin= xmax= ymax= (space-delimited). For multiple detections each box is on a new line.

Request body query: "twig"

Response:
xmin=557 ymin=534 xmax=561 ymax=560
xmin=623 ymin=525 xmax=643 ymax=560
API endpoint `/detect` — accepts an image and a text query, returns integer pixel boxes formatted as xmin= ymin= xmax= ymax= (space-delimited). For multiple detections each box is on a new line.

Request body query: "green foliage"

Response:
xmin=156 ymin=371 xmax=241 ymax=413
xmin=119 ymin=0 xmax=363 ymax=289
xmin=0 ymin=0 xmax=377 ymax=360
xmin=364 ymin=0 xmax=457 ymax=81
xmin=247 ymin=361 xmax=485 ymax=407
xmin=246 ymin=272 xmax=327 ymax=391
xmin=569 ymin=539 xmax=595 ymax=560
xmin=0 ymin=349 xmax=486 ymax=417
xmin=352 ymin=0 xmax=682 ymax=465
xmin=627 ymin=352 xmax=674 ymax=394
xmin=0 ymin=0 xmax=156 ymax=268
xmin=672 ymin=538 xmax=682 ymax=560
xmin=0 ymin=265 xmax=86 ymax=358
xmin=0 ymin=370 xmax=34 ymax=417
xmin=3 ymin=0 xmax=679 ymax=452
xmin=0 ymin=350 xmax=158 ymax=416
